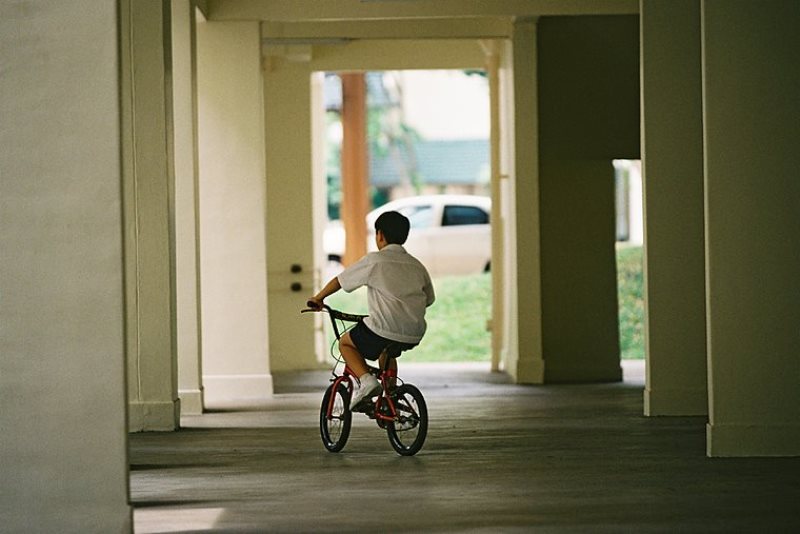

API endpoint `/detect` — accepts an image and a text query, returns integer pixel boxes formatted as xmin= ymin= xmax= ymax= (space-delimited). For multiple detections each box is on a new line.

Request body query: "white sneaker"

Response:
xmin=350 ymin=373 xmax=381 ymax=410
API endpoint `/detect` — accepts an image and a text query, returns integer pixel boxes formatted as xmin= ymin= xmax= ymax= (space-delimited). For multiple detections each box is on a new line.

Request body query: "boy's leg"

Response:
xmin=378 ymin=352 xmax=398 ymax=389
xmin=339 ymin=332 xmax=370 ymax=377
xmin=340 ymin=332 xmax=381 ymax=409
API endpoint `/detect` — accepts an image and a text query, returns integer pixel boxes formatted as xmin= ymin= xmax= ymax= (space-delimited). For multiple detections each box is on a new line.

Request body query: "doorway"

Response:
xmin=319 ymin=69 xmax=493 ymax=364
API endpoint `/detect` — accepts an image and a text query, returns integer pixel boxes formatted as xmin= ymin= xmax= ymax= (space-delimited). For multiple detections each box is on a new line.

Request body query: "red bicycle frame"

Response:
xmin=326 ymin=364 xmax=399 ymax=423
xmin=302 ymin=303 xmax=404 ymax=426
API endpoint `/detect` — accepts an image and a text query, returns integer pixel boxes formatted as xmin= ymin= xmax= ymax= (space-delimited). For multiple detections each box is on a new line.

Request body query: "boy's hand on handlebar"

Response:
xmin=306 ymin=297 xmax=324 ymax=311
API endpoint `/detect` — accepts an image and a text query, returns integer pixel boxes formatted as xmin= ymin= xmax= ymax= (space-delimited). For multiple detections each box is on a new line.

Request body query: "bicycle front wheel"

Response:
xmin=320 ymin=383 xmax=352 ymax=452
xmin=387 ymin=384 xmax=428 ymax=456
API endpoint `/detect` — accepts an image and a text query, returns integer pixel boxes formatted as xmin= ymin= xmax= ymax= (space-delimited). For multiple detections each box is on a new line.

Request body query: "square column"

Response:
xmin=172 ymin=0 xmax=205 ymax=415
xmin=536 ymin=16 xmax=640 ymax=382
xmin=262 ymin=51 xmax=321 ymax=372
xmin=0 ymin=1 xmax=131 ymax=529
xmin=121 ymin=0 xmax=180 ymax=431
xmin=197 ymin=20 xmax=273 ymax=403
xmin=640 ymin=0 xmax=707 ymax=415
xmin=703 ymin=0 xmax=800 ymax=456
xmin=506 ymin=19 xmax=545 ymax=383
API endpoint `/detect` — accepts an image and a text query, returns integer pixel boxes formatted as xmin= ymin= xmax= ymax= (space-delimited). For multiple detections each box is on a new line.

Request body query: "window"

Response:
xmin=442 ymin=205 xmax=489 ymax=226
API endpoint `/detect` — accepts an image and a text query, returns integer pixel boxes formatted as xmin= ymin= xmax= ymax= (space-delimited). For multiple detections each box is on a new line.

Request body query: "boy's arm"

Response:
xmin=424 ymin=276 xmax=436 ymax=307
xmin=307 ymin=277 xmax=341 ymax=309
xmin=308 ymin=253 xmax=369 ymax=308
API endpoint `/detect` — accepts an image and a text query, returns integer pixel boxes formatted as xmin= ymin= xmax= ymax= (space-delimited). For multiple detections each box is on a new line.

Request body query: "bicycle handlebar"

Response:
xmin=301 ymin=299 xmax=327 ymax=312
xmin=301 ymin=302 xmax=367 ymax=323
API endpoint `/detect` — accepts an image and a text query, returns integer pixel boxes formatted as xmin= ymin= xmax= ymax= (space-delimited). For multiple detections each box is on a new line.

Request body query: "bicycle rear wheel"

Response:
xmin=320 ymin=383 xmax=352 ymax=452
xmin=386 ymin=384 xmax=428 ymax=456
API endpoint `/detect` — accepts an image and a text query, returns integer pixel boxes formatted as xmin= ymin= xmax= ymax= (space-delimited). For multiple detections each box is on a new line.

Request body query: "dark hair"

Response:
xmin=374 ymin=210 xmax=410 ymax=245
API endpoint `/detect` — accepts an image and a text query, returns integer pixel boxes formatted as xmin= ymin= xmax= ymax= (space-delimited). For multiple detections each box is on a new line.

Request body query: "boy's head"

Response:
xmin=374 ymin=210 xmax=410 ymax=245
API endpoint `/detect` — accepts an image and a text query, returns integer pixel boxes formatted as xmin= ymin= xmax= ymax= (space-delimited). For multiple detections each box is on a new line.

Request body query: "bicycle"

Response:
xmin=301 ymin=303 xmax=428 ymax=456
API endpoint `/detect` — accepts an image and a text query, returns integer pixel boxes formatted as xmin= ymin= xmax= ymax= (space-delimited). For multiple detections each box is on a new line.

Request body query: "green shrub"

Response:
xmin=616 ymin=245 xmax=645 ymax=359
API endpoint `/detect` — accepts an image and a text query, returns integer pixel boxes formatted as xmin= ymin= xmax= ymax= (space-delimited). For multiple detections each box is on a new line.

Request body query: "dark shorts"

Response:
xmin=349 ymin=322 xmax=418 ymax=361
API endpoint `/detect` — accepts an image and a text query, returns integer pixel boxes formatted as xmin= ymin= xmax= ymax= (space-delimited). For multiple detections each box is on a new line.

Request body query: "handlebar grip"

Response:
xmin=304 ymin=300 xmax=329 ymax=312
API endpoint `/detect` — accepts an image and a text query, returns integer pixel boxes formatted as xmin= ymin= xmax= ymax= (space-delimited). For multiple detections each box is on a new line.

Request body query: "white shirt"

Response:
xmin=337 ymin=244 xmax=435 ymax=344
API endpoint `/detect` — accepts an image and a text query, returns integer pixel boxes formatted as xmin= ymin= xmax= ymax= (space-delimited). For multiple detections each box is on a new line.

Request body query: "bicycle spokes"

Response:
xmin=320 ymin=383 xmax=352 ymax=453
xmin=394 ymin=399 xmax=421 ymax=431
xmin=386 ymin=384 xmax=428 ymax=456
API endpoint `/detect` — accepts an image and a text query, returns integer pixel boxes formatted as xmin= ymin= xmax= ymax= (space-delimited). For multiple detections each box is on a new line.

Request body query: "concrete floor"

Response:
xmin=131 ymin=362 xmax=800 ymax=533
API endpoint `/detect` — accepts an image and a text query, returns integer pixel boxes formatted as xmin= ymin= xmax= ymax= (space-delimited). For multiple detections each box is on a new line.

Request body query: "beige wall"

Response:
xmin=536 ymin=15 xmax=639 ymax=382
xmin=263 ymin=53 xmax=319 ymax=371
xmin=197 ymin=20 xmax=272 ymax=403
xmin=0 ymin=1 xmax=131 ymax=530
xmin=703 ymin=0 xmax=800 ymax=456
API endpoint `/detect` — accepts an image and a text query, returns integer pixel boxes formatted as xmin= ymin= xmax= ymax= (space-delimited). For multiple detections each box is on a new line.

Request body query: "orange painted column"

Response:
xmin=340 ymin=72 xmax=369 ymax=266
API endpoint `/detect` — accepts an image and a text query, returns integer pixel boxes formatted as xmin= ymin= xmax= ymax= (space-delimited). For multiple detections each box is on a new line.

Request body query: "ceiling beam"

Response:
xmin=261 ymin=18 xmax=514 ymax=41
xmin=207 ymin=0 xmax=638 ymax=22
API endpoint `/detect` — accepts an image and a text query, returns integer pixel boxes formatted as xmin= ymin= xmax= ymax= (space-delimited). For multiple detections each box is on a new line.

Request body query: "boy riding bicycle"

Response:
xmin=307 ymin=211 xmax=435 ymax=410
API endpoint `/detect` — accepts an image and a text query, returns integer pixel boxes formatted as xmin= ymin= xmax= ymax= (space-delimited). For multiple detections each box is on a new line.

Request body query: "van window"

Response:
xmin=442 ymin=205 xmax=489 ymax=226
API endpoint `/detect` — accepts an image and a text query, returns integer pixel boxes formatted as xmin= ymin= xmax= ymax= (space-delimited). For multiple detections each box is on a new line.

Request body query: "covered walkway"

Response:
xmin=131 ymin=362 xmax=800 ymax=532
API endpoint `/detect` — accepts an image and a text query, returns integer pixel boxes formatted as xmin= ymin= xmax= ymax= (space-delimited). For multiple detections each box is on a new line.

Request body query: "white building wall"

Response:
xmin=399 ymin=70 xmax=490 ymax=140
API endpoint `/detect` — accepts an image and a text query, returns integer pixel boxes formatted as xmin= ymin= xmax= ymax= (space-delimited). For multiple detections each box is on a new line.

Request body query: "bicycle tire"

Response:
xmin=386 ymin=383 xmax=428 ymax=456
xmin=320 ymin=383 xmax=352 ymax=453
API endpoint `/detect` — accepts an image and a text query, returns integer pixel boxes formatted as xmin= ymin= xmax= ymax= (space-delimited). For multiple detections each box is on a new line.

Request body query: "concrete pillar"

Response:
xmin=498 ymin=39 xmax=517 ymax=377
xmin=703 ymin=0 xmax=800 ymax=457
xmin=536 ymin=16 xmax=639 ymax=382
xmin=506 ymin=19 xmax=545 ymax=384
xmin=311 ymin=71 xmax=330 ymax=361
xmin=263 ymin=50 xmax=319 ymax=372
xmin=197 ymin=20 xmax=272 ymax=403
xmin=172 ymin=0 xmax=205 ymax=414
xmin=340 ymin=72 xmax=370 ymax=266
xmin=0 ymin=1 xmax=131 ymax=530
xmin=640 ymin=0 xmax=707 ymax=416
xmin=483 ymin=39 xmax=506 ymax=373
xmin=121 ymin=0 xmax=180 ymax=431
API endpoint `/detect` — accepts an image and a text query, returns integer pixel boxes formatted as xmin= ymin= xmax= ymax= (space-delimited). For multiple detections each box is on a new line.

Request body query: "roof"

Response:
xmin=370 ymin=138 xmax=489 ymax=187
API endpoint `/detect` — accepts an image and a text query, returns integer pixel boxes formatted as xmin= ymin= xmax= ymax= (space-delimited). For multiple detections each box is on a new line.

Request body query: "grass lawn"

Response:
xmin=327 ymin=246 xmax=645 ymax=362
xmin=327 ymin=273 xmax=491 ymax=363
